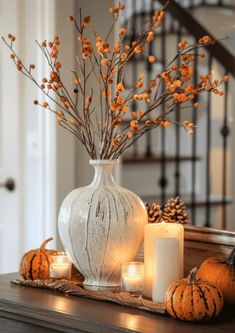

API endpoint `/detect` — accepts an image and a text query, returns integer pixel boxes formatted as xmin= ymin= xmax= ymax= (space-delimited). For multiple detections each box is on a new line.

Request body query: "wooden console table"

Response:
xmin=0 ymin=273 xmax=234 ymax=333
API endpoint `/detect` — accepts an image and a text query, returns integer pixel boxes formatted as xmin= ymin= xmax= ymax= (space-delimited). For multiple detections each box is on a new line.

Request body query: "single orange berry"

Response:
xmin=145 ymin=120 xmax=151 ymax=127
xmin=183 ymin=120 xmax=189 ymax=126
xmin=117 ymin=82 xmax=124 ymax=92
xmin=178 ymin=40 xmax=187 ymax=49
xmin=101 ymin=58 xmax=109 ymax=66
xmin=149 ymin=80 xmax=156 ymax=87
xmin=83 ymin=16 xmax=91 ymax=24
xmin=148 ymin=55 xmax=156 ymax=63
xmin=55 ymin=62 xmax=62 ymax=69
xmin=122 ymin=106 xmax=129 ymax=113
xmin=187 ymin=130 xmax=193 ymax=136
xmin=146 ymin=31 xmax=154 ymax=43
xmin=121 ymin=53 xmax=127 ymax=61
xmin=68 ymin=119 xmax=75 ymax=125
xmin=119 ymin=28 xmax=126 ymax=37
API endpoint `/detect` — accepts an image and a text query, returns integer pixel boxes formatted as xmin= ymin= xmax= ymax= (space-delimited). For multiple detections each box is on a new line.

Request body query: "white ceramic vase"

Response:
xmin=58 ymin=160 xmax=147 ymax=290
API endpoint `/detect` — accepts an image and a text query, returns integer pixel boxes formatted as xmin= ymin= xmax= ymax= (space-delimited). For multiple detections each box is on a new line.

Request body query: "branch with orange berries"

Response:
xmin=1 ymin=2 xmax=228 ymax=159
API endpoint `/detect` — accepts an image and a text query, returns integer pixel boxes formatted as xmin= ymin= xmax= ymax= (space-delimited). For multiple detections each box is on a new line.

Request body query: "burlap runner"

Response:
xmin=11 ymin=279 xmax=166 ymax=314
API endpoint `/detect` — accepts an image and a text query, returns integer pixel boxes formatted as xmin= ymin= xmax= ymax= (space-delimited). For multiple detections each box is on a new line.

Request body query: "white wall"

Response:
xmin=3 ymin=0 xmax=78 ymax=254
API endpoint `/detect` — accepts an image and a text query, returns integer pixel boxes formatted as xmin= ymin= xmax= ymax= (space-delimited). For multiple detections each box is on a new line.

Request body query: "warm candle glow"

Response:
xmin=50 ymin=253 xmax=72 ymax=279
xmin=128 ymin=264 xmax=138 ymax=277
xmin=144 ymin=223 xmax=184 ymax=298
xmin=122 ymin=262 xmax=144 ymax=294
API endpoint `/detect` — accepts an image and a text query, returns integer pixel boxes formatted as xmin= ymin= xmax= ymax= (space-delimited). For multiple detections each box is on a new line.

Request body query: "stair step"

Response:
xmin=141 ymin=194 xmax=232 ymax=208
xmin=123 ymin=154 xmax=201 ymax=164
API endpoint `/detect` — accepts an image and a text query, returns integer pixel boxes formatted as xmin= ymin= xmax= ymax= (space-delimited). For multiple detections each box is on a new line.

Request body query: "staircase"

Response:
xmin=120 ymin=0 xmax=235 ymax=229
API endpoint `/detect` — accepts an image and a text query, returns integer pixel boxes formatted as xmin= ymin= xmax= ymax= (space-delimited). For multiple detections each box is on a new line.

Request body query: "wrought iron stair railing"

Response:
xmin=175 ymin=0 xmax=235 ymax=11
xmin=121 ymin=0 xmax=235 ymax=229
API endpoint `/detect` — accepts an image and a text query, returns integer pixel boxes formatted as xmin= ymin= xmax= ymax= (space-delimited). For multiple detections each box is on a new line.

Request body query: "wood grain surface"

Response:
xmin=0 ymin=272 xmax=235 ymax=333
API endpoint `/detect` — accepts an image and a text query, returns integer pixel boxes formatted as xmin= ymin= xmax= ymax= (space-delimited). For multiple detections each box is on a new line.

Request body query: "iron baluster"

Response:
xmin=175 ymin=23 xmax=182 ymax=197
xmin=191 ymin=38 xmax=199 ymax=226
xmin=221 ymin=73 xmax=229 ymax=229
xmin=159 ymin=15 xmax=168 ymax=206
xmin=131 ymin=0 xmax=138 ymax=157
xmin=145 ymin=2 xmax=154 ymax=157
xmin=205 ymin=55 xmax=212 ymax=227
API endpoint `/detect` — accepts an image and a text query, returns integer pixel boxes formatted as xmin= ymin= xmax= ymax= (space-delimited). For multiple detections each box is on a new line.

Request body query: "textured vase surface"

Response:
xmin=58 ymin=160 xmax=147 ymax=290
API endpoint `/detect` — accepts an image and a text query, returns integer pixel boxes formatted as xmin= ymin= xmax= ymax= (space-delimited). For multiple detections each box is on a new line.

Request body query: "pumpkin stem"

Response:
xmin=226 ymin=247 xmax=235 ymax=266
xmin=188 ymin=267 xmax=199 ymax=285
xmin=39 ymin=237 xmax=53 ymax=251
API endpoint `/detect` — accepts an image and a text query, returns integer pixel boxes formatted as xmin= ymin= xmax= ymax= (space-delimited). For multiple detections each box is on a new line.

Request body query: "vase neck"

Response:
xmin=90 ymin=160 xmax=118 ymax=186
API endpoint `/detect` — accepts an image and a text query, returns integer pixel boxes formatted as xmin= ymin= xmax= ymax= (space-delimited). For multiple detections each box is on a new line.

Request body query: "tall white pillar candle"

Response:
xmin=144 ymin=222 xmax=184 ymax=298
xmin=152 ymin=238 xmax=180 ymax=303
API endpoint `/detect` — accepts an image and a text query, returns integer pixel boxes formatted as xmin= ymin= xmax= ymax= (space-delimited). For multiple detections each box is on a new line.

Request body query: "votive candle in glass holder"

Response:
xmin=50 ymin=252 xmax=72 ymax=279
xmin=121 ymin=262 xmax=144 ymax=295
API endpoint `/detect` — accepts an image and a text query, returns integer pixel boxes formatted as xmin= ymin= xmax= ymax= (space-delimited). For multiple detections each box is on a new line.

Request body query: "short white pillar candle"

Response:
xmin=121 ymin=262 xmax=144 ymax=295
xmin=50 ymin=252 xmax=72 ymax=279
xmin=152 ymin=238 xmax=180 ymax=303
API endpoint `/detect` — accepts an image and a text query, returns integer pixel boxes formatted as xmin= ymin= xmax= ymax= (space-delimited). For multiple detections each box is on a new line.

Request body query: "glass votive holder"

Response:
xmin=50 ymin=252 xmax=72 ymax=279
xmin=121 ymin=262 xmax=144 ymax=295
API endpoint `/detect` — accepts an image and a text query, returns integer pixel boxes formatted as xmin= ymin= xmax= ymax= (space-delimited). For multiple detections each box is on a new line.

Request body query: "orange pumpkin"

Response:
xmin=165 ymin=267 xmax=223 ymax=321
xmin=20 ymin=238 xmax=57 ymax=280
xmin=197 ymin=247 xmax=235 ymax=303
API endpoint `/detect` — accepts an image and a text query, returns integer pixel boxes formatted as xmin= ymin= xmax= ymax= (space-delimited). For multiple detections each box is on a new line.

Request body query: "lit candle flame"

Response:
xmin=128 ymin=264 xmax=138 ymax=277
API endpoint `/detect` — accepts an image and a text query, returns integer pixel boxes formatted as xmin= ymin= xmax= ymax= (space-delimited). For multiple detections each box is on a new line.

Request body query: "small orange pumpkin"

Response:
xmin=197 ymin=247 xmax=235 ymax=303
xmin=165 ymin=267 xmax=223 ymax=321
xmin=20 ymin=238 xmax=57 ymax=280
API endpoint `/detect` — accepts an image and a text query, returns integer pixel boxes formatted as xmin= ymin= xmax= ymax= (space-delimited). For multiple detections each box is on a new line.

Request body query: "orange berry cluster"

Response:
xmin=3 ymin=4 xmax=228 ymax=159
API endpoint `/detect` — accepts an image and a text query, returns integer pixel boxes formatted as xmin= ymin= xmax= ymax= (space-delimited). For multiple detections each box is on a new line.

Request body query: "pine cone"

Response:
xmin=163 ymin=196 xmax=190 ymax=224
xmin=145 ymin=202 xmax=163 ymax=223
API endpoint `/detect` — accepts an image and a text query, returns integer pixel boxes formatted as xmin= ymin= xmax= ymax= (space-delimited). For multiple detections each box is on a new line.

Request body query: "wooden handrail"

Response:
xmin=158 ymin=0 xmax=235 ymax=77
